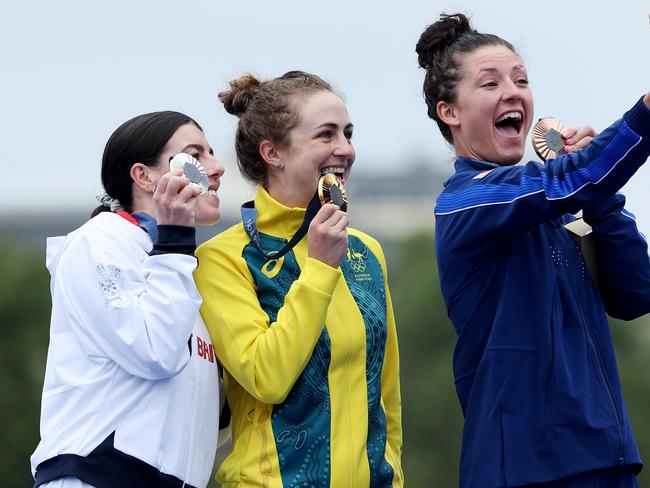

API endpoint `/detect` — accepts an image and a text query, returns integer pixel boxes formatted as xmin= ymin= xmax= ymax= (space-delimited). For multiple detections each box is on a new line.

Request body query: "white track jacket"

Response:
xmin=31 ymin=212 xmax=220 ymax=488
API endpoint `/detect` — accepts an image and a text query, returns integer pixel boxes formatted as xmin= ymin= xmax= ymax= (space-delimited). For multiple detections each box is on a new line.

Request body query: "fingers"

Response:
xmin=154 ymin=169 xmax=183 ymax=198
xmin=311 ymin=203 xmax=339 ymax=224
xmin=563 ymin=125 xmax=596 ymax=146
xmin=152 ymin=169 xmax=200 ymax=226
xmin=330 ymin=212 xmax=349 ymax=232
xmin=177 ymin=182 xmax=203 ymax=203
xmin=562 ymin=125 xmax=597 ymax=153
xmin=307 ymin=204 xmax=349 ymax=267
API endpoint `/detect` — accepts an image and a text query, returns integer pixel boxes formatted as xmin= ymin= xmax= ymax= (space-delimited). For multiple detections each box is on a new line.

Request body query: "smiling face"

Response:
xmin=439 ymin=44 xmax=533 ymax=165
xmin=151 ymin=123 xmax=225 ymax=225
xmin=267 ymin=90 xmax=355 ymax=208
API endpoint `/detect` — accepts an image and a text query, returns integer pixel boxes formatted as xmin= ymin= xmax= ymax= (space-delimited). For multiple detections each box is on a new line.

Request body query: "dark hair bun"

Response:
xmin=218 ymin=74 xmax=263 ymax=117
xmin=416 ymin=13 xmax=474 ymax=69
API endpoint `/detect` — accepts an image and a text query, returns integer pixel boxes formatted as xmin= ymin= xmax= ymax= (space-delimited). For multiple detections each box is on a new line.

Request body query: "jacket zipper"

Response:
xmin=580 ymin=310 xmax=625 ymax=465
xmin=560 ymin=224 xmax=625 ymax=465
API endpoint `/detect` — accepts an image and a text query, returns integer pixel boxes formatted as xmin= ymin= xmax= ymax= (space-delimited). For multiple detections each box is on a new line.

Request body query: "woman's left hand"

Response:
xmin=561 ymin=125 xmax=597 ymax=153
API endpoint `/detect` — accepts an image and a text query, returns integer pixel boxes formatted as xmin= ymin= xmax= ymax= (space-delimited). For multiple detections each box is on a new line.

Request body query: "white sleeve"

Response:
xmin=54 ymin=228 xmax=201 ymax=380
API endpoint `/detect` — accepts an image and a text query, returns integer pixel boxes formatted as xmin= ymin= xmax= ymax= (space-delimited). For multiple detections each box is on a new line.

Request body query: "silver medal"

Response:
xmin=169 ymin=152 xmax=209 ymax=194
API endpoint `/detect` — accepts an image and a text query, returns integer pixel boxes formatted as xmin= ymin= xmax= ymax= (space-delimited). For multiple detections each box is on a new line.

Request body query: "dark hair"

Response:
xmin=91 ymin=111 xmax=202 ymax=217
xmin=415 ymin=13 xmax=516 ymax=143
xmin=218 ymin=70 xmax=334 ymax=185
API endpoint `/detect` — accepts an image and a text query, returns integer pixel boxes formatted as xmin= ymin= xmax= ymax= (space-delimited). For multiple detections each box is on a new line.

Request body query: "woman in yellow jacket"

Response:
xmin=194 ymin=71 xmax=402 ymax=487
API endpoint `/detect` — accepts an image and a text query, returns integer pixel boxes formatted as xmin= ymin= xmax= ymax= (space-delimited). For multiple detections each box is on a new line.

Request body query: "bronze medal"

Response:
xmin=318 ymin=173 xmax=348 ymax=212
xmin=532 ymin=118 xmax=567 ymax=161
xmin=533 ymin=120 xmax=596 ymax=275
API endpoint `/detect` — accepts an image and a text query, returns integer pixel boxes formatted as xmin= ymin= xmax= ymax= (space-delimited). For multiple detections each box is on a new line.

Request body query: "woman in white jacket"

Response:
xmin=31 ymin=111 xmax=225 ymax=488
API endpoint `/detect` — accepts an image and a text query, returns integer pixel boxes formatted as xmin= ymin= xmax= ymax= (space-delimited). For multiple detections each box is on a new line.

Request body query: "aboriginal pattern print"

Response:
xmin=243 ymin=235 xmax=332 ymax=487
xmin=342 ymin=235 xmax=394 ymax=487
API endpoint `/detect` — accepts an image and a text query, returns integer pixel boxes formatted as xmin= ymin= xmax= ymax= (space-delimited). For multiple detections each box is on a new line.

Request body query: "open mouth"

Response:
xmin=320 ymin=166 xmax=346 ymax=184
xmin=495 ymin=111 xmax=524 ymax=136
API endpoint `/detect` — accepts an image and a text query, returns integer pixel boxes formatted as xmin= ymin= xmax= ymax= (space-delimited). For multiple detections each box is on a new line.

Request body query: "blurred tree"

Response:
xmin=0 ymin=241 xmax=50 ymax=486
xmin=388 ymin=232 xmax=462 ymax=486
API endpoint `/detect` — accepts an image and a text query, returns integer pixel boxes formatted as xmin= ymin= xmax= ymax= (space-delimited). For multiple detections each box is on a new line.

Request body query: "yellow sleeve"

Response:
xmin=361 ymin=233 xmax=403 ymax=471
xmin=195 ymin=233 xmax=342 ymax=404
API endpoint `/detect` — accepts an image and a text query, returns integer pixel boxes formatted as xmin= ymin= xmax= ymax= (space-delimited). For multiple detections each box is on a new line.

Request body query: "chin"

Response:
xmin=494 ymin=148 xmax=524 ymax=166
xmin=196 ymin=211 xmax=221 ymax=226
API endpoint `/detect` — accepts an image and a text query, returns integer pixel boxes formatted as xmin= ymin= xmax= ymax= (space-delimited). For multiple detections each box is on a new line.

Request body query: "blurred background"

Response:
xmin=2 ymin=0 xmax=650 ymax=486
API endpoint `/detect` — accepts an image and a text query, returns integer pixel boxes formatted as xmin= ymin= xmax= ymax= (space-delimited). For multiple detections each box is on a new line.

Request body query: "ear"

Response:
xmin=130 ymin=163 xmax=156 ymax=193
xmin=436 ymin=100 xmax=460 ymax=128
xmin=259 ymin=139 xmax=282 ymax=167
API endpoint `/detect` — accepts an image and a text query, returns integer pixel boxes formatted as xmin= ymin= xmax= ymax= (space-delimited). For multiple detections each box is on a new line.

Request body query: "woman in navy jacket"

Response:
xmin=416 ymin=13 xmax=650 ymax=487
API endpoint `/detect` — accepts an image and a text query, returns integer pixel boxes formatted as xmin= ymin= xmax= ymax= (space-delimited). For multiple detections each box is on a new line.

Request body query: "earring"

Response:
xmin=276 ymin=162 xmax=284 ymax=169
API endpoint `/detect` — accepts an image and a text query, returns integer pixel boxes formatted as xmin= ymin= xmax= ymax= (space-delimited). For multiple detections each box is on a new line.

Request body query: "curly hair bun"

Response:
xmin=416 ymin=13 xmax=474 ymax=69
xmin=218 ymin=74 xmax=263 ymax=117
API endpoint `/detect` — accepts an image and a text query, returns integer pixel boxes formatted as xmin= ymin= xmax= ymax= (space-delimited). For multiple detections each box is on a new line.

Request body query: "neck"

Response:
xmin=130 ymin=190 xmax=156 ymax=218
xmin=264 ymin=181 xmax=312 ymax=209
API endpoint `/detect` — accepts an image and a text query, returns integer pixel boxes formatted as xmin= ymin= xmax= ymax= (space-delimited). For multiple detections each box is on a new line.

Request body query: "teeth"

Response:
xmin=206 ymin=190 xmax=218 ymax=196
xmin=496 ymin=112 xmax=522 ymax=123
xmin=320 ymin=167 xmax=345 ymax=175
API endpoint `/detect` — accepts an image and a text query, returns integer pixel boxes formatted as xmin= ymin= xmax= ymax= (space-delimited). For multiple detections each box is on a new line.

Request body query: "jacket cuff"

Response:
xmin=582 ymin=194 xmax=625 ymax=225
xmin=300 ymin=257 xmax=342 ymax=296
xmin=151 ymin=225 xmax=197 ymax=256
xmin=623 ymin=96 xmax=650 ymax=136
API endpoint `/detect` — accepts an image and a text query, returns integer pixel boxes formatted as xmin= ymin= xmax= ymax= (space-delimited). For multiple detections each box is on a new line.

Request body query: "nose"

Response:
xmin=333 ymin=133 xmax=355 ymax=163
xmin=204 ymin=154 xmax=225 ymax=180
xmin=502 ymin=79 xmax=522 ymax=101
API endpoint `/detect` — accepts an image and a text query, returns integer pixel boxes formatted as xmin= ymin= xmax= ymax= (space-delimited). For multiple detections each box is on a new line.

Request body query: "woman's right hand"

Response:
xmin=153 ymin=169 xmax=202 ymax=227
xmin=307 ymin=203 xmax=349 ymax=268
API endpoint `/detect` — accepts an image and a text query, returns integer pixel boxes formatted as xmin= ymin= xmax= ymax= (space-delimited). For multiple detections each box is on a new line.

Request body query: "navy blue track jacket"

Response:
xmin=435 ymin=97 xmax=650 ymax=487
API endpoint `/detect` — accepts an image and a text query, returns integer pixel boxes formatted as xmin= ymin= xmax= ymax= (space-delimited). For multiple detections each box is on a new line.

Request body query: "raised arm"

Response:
xmin=436 ymin=97 xmax=650 ymax=258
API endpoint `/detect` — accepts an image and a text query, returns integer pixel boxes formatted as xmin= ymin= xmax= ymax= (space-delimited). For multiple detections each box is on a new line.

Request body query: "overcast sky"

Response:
xmin=3 ymin=0 xmax=650 ymax=234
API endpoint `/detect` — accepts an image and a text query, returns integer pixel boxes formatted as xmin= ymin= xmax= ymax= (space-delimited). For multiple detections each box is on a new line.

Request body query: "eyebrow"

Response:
xmin=314 ymin=122 xmax=354 ymax=131
xmin=477 ymin=64 xmax=527 ymax=74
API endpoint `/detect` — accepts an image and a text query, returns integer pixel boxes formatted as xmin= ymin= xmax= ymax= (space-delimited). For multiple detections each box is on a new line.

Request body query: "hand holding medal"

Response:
xmin=169 ymin=152 xmax=210 ymax=195
xmin=532 ymin=118 xmax=567 ymax=161
xmin=241 ymin=170 xmax=350 ymax=263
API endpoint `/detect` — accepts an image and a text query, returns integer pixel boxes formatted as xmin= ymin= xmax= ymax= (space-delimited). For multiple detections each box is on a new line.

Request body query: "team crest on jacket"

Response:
xmin=346 ymin=242 xmax=371 ymax=282
xmin=96 ymin=263 xmax=123 ymax=298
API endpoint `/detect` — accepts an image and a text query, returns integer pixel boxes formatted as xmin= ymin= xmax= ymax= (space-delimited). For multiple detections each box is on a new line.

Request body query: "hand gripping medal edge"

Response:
xmin=532 ymin=117 xmax=595 ymax=276
xmin=241 ymin=173 xmax=349 ymax=262
xmin=169 ymin=152 xmax=210 ymax=195
xmin=532 ymin=117 xmax=567 ymax=161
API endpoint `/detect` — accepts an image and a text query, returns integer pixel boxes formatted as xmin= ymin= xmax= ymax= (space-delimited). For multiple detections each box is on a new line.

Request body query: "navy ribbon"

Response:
xmin=241 ymin=192 xmax=321 ymax=261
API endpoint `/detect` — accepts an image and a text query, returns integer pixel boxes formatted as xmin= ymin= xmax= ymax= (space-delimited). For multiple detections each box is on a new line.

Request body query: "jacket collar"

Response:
xmin=453 ymin=157 xmax=501 ymax=173
xmin=252 ymin=186 xmax=307 ymax=239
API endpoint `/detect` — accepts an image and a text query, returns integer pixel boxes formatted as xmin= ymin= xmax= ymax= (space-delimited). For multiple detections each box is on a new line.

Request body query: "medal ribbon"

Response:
xmin=241 ymin=192 xmax=321 ymax=262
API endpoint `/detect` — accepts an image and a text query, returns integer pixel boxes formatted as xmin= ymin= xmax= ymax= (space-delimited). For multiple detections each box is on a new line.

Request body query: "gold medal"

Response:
xmin=532 ymin=118 xmax=567 ymax=161
xmin=318 ymin=173 xmax=348 ymax=212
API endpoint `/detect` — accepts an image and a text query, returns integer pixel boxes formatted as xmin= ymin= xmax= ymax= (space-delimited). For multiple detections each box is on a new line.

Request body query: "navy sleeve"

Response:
xmin=582 ymin=194 xmax=650 ymax=320
xmin=435 ymin=97 xmax=650 ymax=258
xmin=151 ymin=225 xmax=197 ymax=256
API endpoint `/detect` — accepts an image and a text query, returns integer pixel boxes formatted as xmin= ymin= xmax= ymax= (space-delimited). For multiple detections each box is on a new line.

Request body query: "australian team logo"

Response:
xmin=347 ymin=246 xmax=367 ymax=273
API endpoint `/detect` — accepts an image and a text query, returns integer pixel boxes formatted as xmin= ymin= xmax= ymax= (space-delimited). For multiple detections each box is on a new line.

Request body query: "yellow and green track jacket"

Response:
xmin=195 ymin=187 xmax=402 ymax=488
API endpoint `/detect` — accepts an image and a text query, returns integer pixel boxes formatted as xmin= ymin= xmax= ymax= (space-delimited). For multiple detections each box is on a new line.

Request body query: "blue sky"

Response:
xmin=3 ymin=0 xmax=650 ymax=235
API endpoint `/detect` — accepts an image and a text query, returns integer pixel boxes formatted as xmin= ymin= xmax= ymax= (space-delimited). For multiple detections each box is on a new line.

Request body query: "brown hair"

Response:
xmin=218 ymin=70 xmax=334 ymax=184
xmin=415 ymin=13 xmax=516 ymax=143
